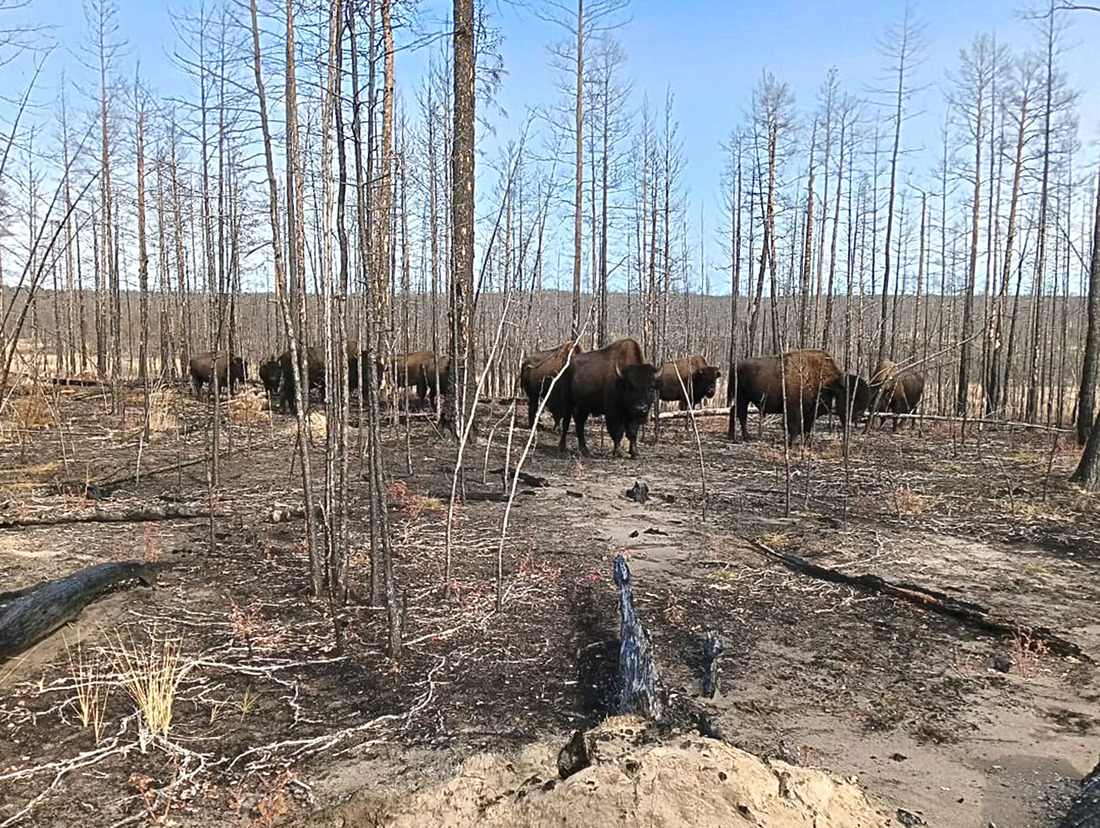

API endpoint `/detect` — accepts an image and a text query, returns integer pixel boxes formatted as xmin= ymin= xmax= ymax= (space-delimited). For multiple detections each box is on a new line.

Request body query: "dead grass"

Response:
xmin=4 ymin=389 xmax=57 ymax=431
xmin=121 ymin=384 xmax=182 ymax=432
xmin=112 ymin=627 xmax=187 ymax=748
xmin=66 ymin=637 xmax=110 ymax=744
xmin=891 ymin=484 xmax=927 ymax=517
xmin=758 ymin=532 xmax=794 ymax=550
xmin=229 ymin=389 xmax=270 ymax=425
xmin=308 ymin=410 xmax=327 ymax=442
xmin=1011 ymin=629 xmax=1049 ymax=681
xmin=146 ymin=387 xmax=181 ymax=432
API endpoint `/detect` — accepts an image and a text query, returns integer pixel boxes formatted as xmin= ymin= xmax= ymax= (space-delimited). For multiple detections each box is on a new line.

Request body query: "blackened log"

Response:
xmin=0 ymin=561 xmax=163 ymax=661
xmin=751 ymin=541 xmax=1089 ymax=662
xmin=1061 ymin=759 xmax=1100 ymax=828
xmin=701 ymin=630 xmax=723 ymax=698
xmin=614 ymin=554 xmax=662 ymax=720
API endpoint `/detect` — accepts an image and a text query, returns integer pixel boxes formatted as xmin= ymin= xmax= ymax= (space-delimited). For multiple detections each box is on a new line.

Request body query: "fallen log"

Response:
xmin=869 ymin=412 xmax=1073 ymax=434
xmin=750 ymin=541 xmax=1089 ymax=662
xmin=0 ymin=561 xmax=165 ymax=661
xmin=49 ymin=377 xmax=108 ymax=387
xmin=92 ymin=457 xmax=210 ymax=493
xmin=54 ymin=457 xmax=212 ymax=500
xmin=0 ymin=503 xmax=209 ymax=528
xmin=657 ymin=407 xmax=730 ymax=420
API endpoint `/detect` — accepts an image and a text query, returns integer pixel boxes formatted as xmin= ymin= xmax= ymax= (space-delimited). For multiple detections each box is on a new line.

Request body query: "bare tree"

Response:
xmin=950 ymin=34 xmax=1004 ymax=415
xmin=874 ymin=4 xmax=925 ymax=365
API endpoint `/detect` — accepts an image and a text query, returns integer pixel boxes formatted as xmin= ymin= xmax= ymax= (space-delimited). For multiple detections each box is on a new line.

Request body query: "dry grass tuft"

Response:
xmin=124 ymin=384 xmax=181 ymax=432
xmin=147 ymin=386 xmax=181 ymax=431
xmin=66 ymin=638 xmax=111 ymax=744
xmin=229 ymin=389 xmax=269 ymax=424
xmin=758 ymin=532 xmax=794 ymax=551
xmin=891 ymin=483 xmax=927 ymax=517
xmin=1011 ymin=629 xmax=1048 ymax=680
xmin=8 ymin=389 xmax=57 ymax=430
xmin=387 ymin=481 xmax=443 ymax=518
xmin=308 ymin=410 xmax=327 ymax=441
xmin=113 ymin=627 xmax=187 ymax=748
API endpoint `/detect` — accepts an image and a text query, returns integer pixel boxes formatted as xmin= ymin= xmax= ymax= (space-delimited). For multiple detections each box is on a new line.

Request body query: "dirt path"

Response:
xmin=527 ymin=425 xmax=1099 ymax=827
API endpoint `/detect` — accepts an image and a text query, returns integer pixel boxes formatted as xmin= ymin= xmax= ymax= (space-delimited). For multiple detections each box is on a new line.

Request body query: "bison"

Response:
xmin=870 ymin=360 xmax=925 ymax=431
xmin=277 ymin=346 xmax=326 ymax=413
xmin=558 ymin=338 xmax=659 ymax=459
xmin=728 ymin=349 xmax=844 ymax=442
xmin=658 ymin=355 xmax=721 ymax=410
xmin=259 ymin=357 xmax=282 ymax=397
xmin=520 ymin=342 xmax=583 ymax=429
xmin=822 ymin=373 xmax=873 ymax=427
xmin=383 ymin=350 xmax=449 ymax=407
xmin=188 ymin=351 xmax=245 ymax=397
xmin=421 ymin=354 xmax=451 ymax=407
xmin=277 ymin=342 xmax=362 ymax=412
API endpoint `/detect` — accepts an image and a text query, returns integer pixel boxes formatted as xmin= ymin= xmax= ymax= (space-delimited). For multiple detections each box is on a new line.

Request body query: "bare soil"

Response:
xmin=1 ymin=385 xmax=1098 ymax=827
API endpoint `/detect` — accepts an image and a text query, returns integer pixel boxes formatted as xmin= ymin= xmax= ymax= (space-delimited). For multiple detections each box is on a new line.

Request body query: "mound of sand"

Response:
xmin=325 ymin=717 xmax=890 ymax=828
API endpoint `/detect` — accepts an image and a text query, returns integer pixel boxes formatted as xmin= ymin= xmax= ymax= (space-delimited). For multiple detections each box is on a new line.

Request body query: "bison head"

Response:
xmin=230 ymin=356 xmax=247 ymax=384
xmin=695 ymin=366 xmax=720 ymax=400
xmin=616 ymin=363 xmax=659 ymax=420
xmin=259 ymin=359 xmax=281 ymax=395
xmin=827 ymin=373 xmax=872 ymax=423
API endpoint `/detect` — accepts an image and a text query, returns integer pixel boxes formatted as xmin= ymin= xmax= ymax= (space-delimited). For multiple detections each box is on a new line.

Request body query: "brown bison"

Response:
xmin=278 ymin=346 xmax=326 ymax=413
xmin=277 ymin=342 xmax=361 ymax=412
xmin=421 ymin=354 xmax=451 ymax=407
xmin=729 ymin=349 xmax=844 ymax=442
xmin=521 ymin=342 xmax=583 ymax=429
xmin=188 ymin=351 xmax=245 ymax=397
xmin=383 ymin=350 xmax=450 ymax=407
xmin=259 ymin=357 xmax=282 ymax=397
xmin=870 ymin=360 xmax=925 ymax=431
xmin=558 ymin=338 xmax=659 ymax=459
xmin=821 ymin=373 xmax=873 ymax=427
xmin=345 ymin=340 xmax=361 ymax=396
xmin=658 ymin=355 xmax=721 ymax=410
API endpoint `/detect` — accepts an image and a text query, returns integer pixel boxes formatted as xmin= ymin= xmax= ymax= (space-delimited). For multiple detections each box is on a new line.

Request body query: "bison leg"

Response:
xmin=800 ymin=404 xmax=820 ymax=444
xmin=730 ymin=396 xmax=750 ymax=441
xmin=608 ymin=417 xmax=626 ymax=458
xmin=786 ymin=404 xmax=816 ymax=443
xmin=558 ymin=409 xmax=571 ymax=453
xmin=739 ymin=398 xmax=753 ymax=441
xmin=281 ymin=373 xmax=297 ymax=413
xmin=625 ymin=419 xmax=642 ymax=459
xmin=526 ymin=392 xmax=539 ymax=428
xmin=575 ymin=412 xmax=592 ymax=457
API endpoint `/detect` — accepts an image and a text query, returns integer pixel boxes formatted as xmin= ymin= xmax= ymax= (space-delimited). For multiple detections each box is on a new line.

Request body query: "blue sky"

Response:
xmin=11 ymin=0 xmax=1100 ymax=291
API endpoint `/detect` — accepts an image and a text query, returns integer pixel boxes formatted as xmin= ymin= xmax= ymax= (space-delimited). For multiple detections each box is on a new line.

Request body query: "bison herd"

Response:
xmin=187 ymin=339 xmax=924 ymax=458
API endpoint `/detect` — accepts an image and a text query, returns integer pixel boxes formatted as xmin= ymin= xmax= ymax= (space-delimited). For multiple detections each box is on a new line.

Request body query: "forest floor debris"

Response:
xmin=0 ymin=391 xmax=1097 ymax=826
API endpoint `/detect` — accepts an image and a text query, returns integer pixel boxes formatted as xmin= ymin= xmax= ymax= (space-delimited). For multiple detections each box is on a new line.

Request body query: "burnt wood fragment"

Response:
xmin=614 ymin=554 xmax=662 ymax=720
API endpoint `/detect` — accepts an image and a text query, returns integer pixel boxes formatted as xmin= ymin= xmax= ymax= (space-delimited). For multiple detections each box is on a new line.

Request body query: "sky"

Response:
xmin=9 ymin=0 xmax=1100 ymax=290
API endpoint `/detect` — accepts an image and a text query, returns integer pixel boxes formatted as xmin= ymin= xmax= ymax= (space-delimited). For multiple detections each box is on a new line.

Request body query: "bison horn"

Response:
xmin=615 ymin=363 xmax=622 ymax=378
